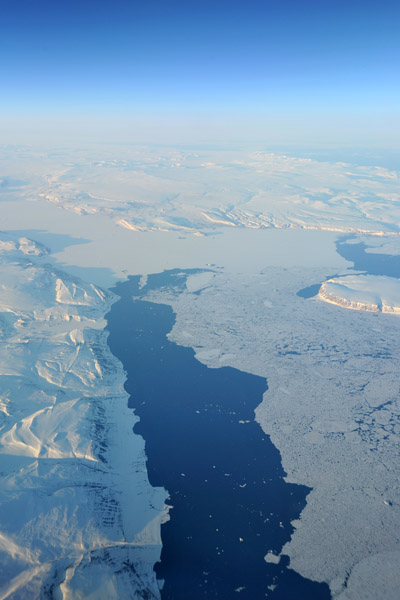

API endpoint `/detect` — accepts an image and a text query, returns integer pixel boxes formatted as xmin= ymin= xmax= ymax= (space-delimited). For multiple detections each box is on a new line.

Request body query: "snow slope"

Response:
xmin=0 ymin=235 xmax=166 ymax=599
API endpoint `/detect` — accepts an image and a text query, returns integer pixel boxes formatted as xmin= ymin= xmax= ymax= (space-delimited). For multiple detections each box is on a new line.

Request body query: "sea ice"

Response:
xmin=146 ymin=266 xmax=400 ymax=599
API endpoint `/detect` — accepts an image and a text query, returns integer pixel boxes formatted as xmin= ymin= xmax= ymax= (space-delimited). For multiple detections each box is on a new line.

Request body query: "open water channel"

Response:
xmin=106 ymin=269 xmax=331 ymax=599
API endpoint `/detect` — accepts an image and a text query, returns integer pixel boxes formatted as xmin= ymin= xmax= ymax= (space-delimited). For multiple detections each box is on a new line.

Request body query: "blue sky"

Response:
xmin=1 ymin=0 xmax=399 ymax=145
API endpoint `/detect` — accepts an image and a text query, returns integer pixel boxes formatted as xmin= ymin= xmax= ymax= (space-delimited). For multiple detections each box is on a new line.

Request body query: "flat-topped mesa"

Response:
xmin=319 ymin=275 xmax=400 ymax=314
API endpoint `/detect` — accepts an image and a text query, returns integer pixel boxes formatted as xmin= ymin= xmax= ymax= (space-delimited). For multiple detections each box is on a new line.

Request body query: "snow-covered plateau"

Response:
xmin=0 ymin=235 xmax=166 ymax=600
xmin=319 ymin=275 xmax=400 ymax=313
xmin=1 ymin=145 xmax=400 ymax=237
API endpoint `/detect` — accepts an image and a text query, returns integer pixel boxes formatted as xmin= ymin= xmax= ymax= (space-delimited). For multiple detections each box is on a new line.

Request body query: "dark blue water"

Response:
xmin=297 ymin=237 xmax=400 ymax=299
xmin=106 ymin=270 xmax=331 ymax=599
xmin=336 ymin=236 xmax=400 ymax=278
xmin=296 ymin=284 xmax=321 ymax=299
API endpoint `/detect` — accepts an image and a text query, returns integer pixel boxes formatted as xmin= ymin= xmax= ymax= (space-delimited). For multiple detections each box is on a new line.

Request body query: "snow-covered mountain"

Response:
xmin=0 ymin=235 xmax=166 ymax=599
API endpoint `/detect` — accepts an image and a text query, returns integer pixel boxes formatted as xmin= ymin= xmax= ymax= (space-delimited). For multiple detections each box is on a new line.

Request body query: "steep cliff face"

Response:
xmin=318 ymin=275 xmax=400 ymax=314
xmin=0 ymin=235 xmax=166 ymax=599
